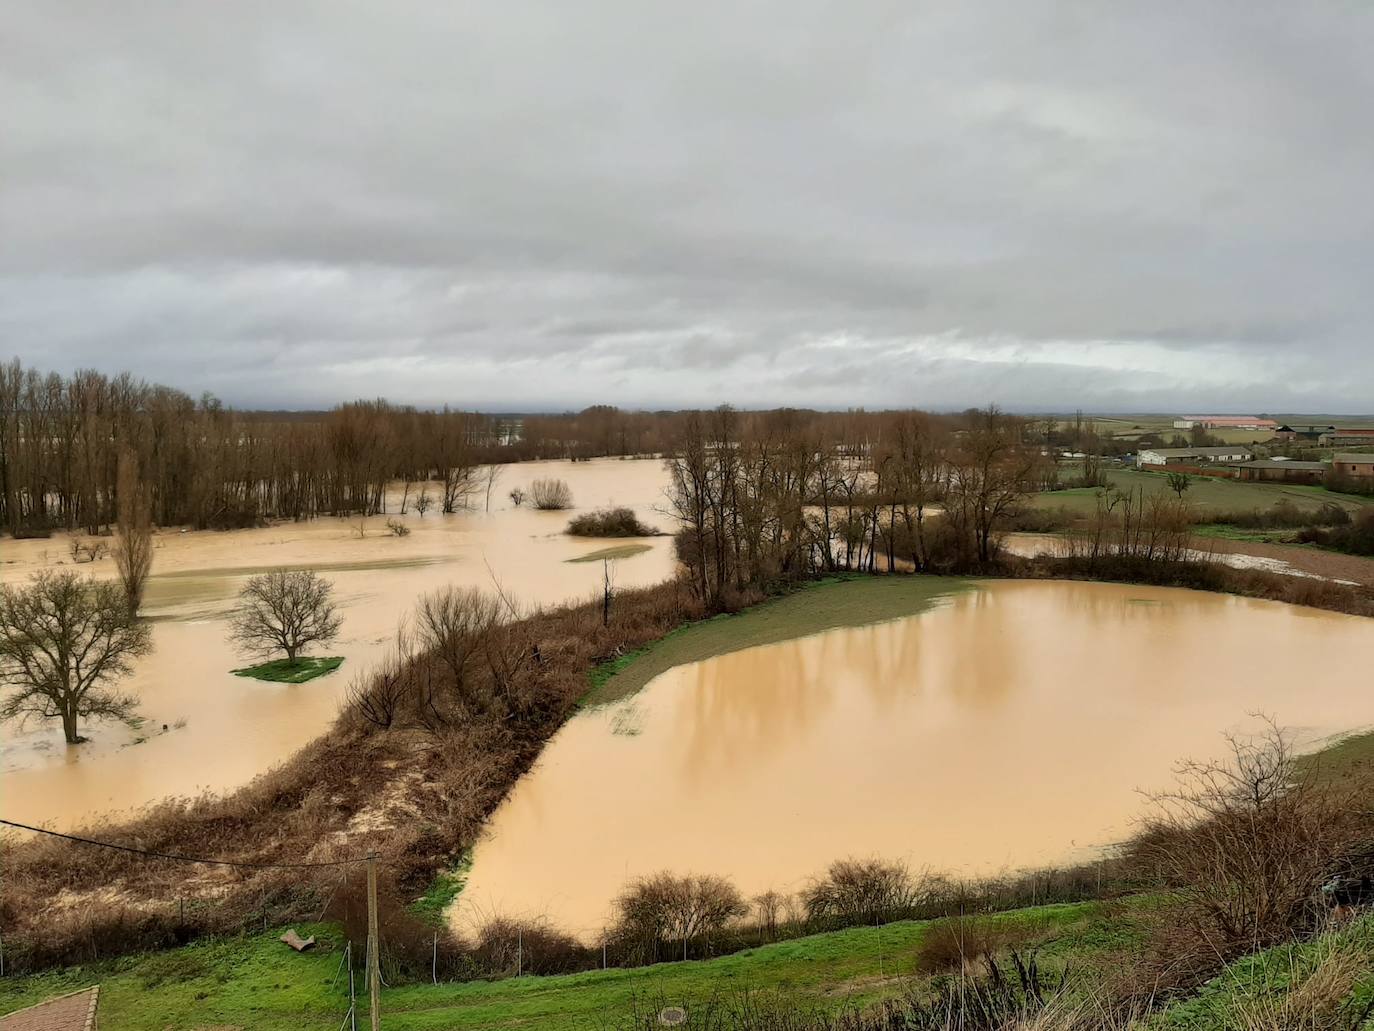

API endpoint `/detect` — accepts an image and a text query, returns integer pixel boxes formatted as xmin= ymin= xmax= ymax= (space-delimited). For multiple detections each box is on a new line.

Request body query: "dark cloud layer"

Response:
xmin=3 ymin=2 xmax=1372 ymax=411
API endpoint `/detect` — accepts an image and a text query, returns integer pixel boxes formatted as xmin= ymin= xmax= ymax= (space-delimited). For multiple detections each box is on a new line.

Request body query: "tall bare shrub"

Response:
xmin=802 ymin=857 xmax=919 ymax=928
xmin=530 ymin=477 xmax=573 ymax=510
xmin=1129 ymin=720 xmax=1367 ymax=958
xmin=113 ymin=448 xmax=154 ymax=613
xmin=609 ymin=872 xmax=748 ymax=964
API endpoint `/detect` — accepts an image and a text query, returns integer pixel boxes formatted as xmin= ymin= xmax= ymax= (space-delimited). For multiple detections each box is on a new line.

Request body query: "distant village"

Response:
xmin=1133 ymin=415 xmax=1374 ymax=488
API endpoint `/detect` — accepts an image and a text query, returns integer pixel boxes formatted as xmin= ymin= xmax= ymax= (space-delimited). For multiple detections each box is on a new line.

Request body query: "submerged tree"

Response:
xmin=113 ymin=448 xmax=154 ymax=613
xmin=0 ymin=571 xmax=152 ymax=743
xmin=228 ymin=569 xmax=341 ymax=665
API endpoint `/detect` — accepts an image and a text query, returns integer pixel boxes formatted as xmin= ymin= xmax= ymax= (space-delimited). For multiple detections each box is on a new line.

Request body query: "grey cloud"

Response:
xmin=2 ymin=2 xmax=1373 ymax=411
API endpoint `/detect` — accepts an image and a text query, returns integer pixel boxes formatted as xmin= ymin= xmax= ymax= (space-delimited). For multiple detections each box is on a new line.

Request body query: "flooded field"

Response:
xmin=0 ymin=459 xmax=675 ymax=829
xmin=456 ymin=580 xmax=1374 ymax=939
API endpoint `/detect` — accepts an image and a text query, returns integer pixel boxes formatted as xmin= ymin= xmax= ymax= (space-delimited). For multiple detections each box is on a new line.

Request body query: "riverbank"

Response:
xmin=5 ymin=902 xmax=1370 ymax=1029
xmin=5 ymin=562 xmax=1374 ymax=975
xmin=581 ymin=573 xmax=968 ymax=706
xmin=0 ymin=901 xmax=1131 ymax=1029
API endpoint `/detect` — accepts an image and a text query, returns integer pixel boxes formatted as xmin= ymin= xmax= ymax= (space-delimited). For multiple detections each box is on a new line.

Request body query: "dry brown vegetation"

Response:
xmin=607 ymin=872 xmax=750 ymax=964
xmin=529 ymin=477 xmax=574 ymax=510
xmin=566 ymin=506 xmax=659 ymax=537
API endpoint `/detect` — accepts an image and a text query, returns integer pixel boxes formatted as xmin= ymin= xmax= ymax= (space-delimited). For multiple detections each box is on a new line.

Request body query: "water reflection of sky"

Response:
xmin=459 ymin=580 xmax=1374 ymax=939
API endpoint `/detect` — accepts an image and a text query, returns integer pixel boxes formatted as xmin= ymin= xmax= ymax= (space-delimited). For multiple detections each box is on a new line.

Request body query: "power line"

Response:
xmin=0 ymin=819 xmax=372 ymax=869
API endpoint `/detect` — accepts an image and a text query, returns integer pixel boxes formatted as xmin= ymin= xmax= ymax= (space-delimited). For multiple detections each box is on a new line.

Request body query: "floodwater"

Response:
xmin=456 ymin=580 xmax=1374 ymax=939
xmin=0 ymin=459 xmax=675 ymax=830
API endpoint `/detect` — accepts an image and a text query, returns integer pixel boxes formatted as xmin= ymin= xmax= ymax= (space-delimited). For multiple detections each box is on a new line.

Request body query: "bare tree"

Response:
xmin=0 ymin=571 xmax=152 ymax=743
xmin=508 ymin=486 xmax=526 ymax=507
xmin=414 ymin=486 xmax=433 ymax=517
xmin=415 ymin=586 xmax=503 ymax=709
xmin=228 ymin=570 xmax=341 ymax=665
xmin=610 ymin=872 xmax=748 ymax=963
xmin=113 ymin=449 xmax=154 ymax=613
xmin=481 ymin=464 xmax=503 ymax=512
xmin=601 ymin=558 xmax=615 ymax=627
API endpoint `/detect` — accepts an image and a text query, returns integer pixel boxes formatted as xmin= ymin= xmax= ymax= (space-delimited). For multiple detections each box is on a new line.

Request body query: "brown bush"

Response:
xmin=1126 ymin=720 xmax=1371 ymax=960
xmin=463 ymin=915 xmax=592 ymax=977
xmin=566 ymin=507 xmax=659 ymax=537
xmin=914 ymin=914 xmax=1035 ymax=973
xmin=801 ymin=857 xmax=919 ymax=929
xmin=608 ymin=872 xmax=749 ymax=965
xmin=324 ymin=867 xmax=468 ymax=982
xmin=529 ymin=477 xmax=573 ymax=510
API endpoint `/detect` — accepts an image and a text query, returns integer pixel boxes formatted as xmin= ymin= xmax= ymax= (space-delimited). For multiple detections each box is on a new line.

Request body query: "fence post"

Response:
xmin=367 ymin=853 xmax=381 ymax=1031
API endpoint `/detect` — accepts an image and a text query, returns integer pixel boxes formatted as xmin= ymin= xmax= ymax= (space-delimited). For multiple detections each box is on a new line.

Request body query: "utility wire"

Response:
xmin=0 ymin=819 xmax=373 ymax=869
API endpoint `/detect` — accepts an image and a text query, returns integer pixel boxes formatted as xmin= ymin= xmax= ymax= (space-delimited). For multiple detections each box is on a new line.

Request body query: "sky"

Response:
xmin=2 ymin=2 xmax=1372 ymax=413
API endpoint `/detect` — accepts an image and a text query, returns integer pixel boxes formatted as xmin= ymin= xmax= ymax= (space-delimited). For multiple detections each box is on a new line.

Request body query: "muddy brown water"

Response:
xmin=455 ymin=580 xmax=1374 ymax=939
xmin=0 ymin=459 xmax=676 ymax=830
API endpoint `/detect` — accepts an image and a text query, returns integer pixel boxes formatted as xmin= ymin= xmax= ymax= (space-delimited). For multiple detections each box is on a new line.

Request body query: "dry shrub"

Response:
xmin=323 ymin=867 xmax=466 ymax=982
xmin=802 ymin=857 xmax=919 ymax=929
xmin=529 ymin=477 xmax=573 ymax=510
xmin=464 ymin=915 xmax=591 ymax=977
xmin=608 ymin=872 xmax=748 ymax=965
xmin=566 ymin=506 xmax=658 ymax=537
xmin=915 ymin=914 xmax=1035 ymax=973
xmin=1127 ymin=720 xmax=1371 ymax=969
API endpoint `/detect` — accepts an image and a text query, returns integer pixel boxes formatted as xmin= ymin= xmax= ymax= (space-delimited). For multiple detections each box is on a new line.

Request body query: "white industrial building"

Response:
xmin=1137 ymin=446 xmax=1253 ymax=468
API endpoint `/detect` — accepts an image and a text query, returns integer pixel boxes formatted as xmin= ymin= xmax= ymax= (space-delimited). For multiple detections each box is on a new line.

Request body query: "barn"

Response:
xmin=1333 ymin=453 xmax=1374 ymax=480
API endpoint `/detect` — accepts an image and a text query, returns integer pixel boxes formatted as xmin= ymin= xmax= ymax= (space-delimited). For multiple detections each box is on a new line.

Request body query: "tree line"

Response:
xmin=0 ymin=359 xmax=1062 ymax=540
xmin=665 ymin=405 xmax=1046 ymax=608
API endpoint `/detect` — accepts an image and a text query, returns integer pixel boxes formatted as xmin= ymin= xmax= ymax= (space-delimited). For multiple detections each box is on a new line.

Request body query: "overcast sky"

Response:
xmin=3 ymin=3 xmax=1372 ymax=413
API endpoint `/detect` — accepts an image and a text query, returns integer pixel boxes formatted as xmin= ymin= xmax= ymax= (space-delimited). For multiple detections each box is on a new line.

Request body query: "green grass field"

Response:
xmin=0 ymin=902 xmax=1132 ymax=1030
xmin=231 ymin=656 xmax=345 ymax=683
xmin=1033 ymin=466 xmax=1374 ymax=517
xmin=582 ymin=575 xmax=968 ymax=706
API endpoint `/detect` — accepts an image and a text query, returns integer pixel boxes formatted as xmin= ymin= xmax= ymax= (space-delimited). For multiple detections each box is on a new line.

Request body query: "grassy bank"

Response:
xmin=565 ymin=543 xmax=653 ymax=563
xmin=231 ymin=655 xmax=345 ymax=683
xmin=582 ymin=574 xmax=968 ymax=706
xmin=0 ymin=901 xmax=1128 ymax=1030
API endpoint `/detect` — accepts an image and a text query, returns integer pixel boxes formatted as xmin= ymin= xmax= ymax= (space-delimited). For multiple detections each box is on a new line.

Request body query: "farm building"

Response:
xmin=1173 ymin=416 xmax=1278 ymax=431
xmin=1137 ymin=446 xmax=1253 ymax=468
xmin=1322 ymin=428 xmax=1374 ymax=446
xmin=1223 ymin=459 xmax=1329 ymax=485
xmin=1274 ymin=424 xmax=1335 ymax=442
xmin=1334 ymin=453 xmax=1374 ymax=480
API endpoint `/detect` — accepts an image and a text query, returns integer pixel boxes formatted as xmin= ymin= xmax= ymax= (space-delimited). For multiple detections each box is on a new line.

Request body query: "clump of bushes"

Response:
xmin=529 ymin=478 xmax=573 ymax=510
xmin=607 ymin=872 xmax=749 ymax=965
xmin=1296 ymin=508 xmax=1374 ymax=556
xmin=801 ymin=857 xmax=919 ymax=929
xmin=1193 ymin=499 xmax=1351 ymax=530
xmin=1005 ymin=505 xmax=1073 ymax=533
xmin=566 ymin=507 xmax=659 ymax=537
xmin=915 ymin=914 xmax=1036 ymax=973
xmin=463 ymin=915 xmax=591 ymax=977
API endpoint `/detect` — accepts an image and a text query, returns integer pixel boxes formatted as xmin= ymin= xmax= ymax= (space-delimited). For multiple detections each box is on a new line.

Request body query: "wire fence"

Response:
xmin=0 ymin=818 xmax=379 ymax=1027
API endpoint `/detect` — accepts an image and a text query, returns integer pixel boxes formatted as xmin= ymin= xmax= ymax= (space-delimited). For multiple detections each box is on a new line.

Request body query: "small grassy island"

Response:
xmin=231 ymin=656 xmax=344 ymax=684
